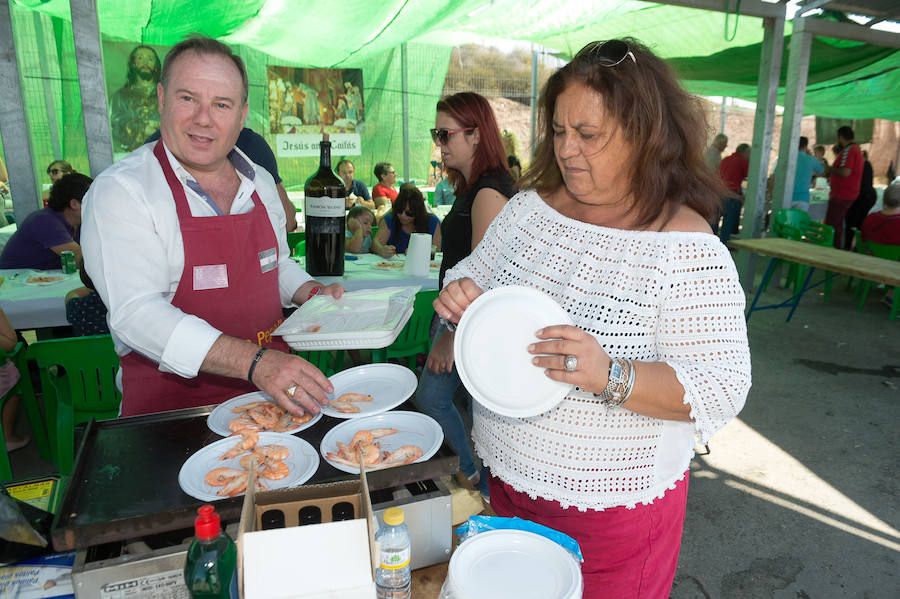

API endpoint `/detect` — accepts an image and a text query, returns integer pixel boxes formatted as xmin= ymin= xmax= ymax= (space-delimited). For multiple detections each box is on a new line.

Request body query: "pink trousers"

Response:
xmin=488 ymin=471 xmax=689 ymax=599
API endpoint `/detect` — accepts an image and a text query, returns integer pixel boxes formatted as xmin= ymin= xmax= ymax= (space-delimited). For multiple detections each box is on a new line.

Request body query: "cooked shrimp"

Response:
xmin=253 ymin=444 xmax=290 ymax=461
xmin=259 ymin=459 xmax=290 ymax=480
xmin=221 ymin=430 xmax=258 ymax=460
xmin=350 ymin=430 xmax=375 ymax=447
xmin=228 ymin=417 xmax=262 ymax=433
xmin=369 ymin=428 xmax=398 ymax=439
xmin=205 ymin=467 xmax=246 ymax=486
xmin=331 ymin=401 xmax=361 ymax=413
xmin=247 ymin=405 xmax=279 ymax=428
xmin=219 ymin=472 xmax=249 ymax=497
xmin=338 ymin=392 xmax=374 ymax=403
xmin=232 ymin=401 xmax=272 ymax=413
xmin=381 ymin=445 xmax=424 ymax=466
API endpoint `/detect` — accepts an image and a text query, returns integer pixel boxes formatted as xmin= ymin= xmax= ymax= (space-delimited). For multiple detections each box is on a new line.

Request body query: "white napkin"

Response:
xmin=404 ymin=233 xmax=432 ymax=277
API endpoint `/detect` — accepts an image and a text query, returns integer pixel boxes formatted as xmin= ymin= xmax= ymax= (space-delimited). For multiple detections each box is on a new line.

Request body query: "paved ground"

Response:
xmin=672 ymin=258 xmax=899 ymax=599
xmin=8 ymin=255 xmax=899 ymax=598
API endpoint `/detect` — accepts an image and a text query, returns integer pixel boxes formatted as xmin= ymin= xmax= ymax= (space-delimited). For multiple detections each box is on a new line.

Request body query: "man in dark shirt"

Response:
xmin=337 ymin=159 xmax=373 ymax=210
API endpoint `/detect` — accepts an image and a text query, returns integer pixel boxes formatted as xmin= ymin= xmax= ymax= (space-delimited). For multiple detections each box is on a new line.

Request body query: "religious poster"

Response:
xmin=267 ymin=66 xmax=364 ymax=157
xmin=102 ymin=42 xmax=169 ymax=158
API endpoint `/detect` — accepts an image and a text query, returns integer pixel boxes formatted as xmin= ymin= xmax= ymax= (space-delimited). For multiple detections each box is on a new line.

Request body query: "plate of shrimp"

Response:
xmin=178 ymin=431 xmax=320 ymax=502
xmin=207 ymin=391 xmax=322 ymax=437
xmin=321 ymin=364 xmax=418 ymax=419
xmin=320 ymin=411 xmax=443 ymax=474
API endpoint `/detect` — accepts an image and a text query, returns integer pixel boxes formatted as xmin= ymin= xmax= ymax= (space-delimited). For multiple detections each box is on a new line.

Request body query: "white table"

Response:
xmin=293 ymin=252 xmax=439 ymax=291
xmin=0 ymin=223 xmax=16 ymax=251
xmin=0 ymin=268 xmax=83 ymax=329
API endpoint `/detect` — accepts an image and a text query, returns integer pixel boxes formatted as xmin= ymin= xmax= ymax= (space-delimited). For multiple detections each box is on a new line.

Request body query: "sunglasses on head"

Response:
xmin=574 ymin=39 xmax=636 ymax=67
xmin=430 ymin=127 xmax=475 ymax=145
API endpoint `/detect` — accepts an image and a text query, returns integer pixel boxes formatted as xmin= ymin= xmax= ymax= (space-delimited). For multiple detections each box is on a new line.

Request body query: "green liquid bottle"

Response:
xmin=184 ymin=504 xmax=239 ymax=599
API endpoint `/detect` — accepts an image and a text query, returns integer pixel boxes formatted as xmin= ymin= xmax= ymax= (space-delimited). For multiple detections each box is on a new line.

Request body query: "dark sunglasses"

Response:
xmin=430 ymin=127 xmax=475 ymax=145
xmin=574 ymin=39 xmax=636 ymax=67
xmin=402 ymin=209 xmax=415 ymax=217
xmin=48 ymin=168 xmax=69 ymax=175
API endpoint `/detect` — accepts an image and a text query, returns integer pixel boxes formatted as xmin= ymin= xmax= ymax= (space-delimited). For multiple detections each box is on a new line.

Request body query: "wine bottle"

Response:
xmin=304 ymin=134 xmax=346 ymax=276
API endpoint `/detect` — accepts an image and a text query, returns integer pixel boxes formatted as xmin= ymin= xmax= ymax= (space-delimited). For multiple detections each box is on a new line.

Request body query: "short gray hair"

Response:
xmin=884 ymin=182 xmax=900 ymax=209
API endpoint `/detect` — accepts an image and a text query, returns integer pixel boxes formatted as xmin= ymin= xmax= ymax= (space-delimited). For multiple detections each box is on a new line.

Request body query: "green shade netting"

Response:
xmin=5 ymin=0 xmax=898 ymax=196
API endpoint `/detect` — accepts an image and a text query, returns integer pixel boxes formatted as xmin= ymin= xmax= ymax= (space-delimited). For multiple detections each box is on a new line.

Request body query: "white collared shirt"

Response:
xmin=81 ymin=141 xmax=310 ymax=378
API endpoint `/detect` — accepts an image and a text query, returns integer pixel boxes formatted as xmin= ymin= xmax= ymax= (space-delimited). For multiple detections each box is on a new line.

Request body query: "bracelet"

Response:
xmin=439 ymin=316 xmax=456 ymax=332
xmin=247 ymin=347 xmax=268 ymax=384
xmin=594 ymin=357 xmax=635 ymax=408
xmin=307 ymin=285 xmax=323 ymax=302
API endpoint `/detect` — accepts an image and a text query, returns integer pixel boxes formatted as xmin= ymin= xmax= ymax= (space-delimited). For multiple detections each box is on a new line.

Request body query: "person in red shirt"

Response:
xmin=825 ymin=126 xmax=864 ymax=248
xmin=861 ymin=182 xmax=900 ymax=246
xmin=715 ymin=143 xmax=750 ymax=243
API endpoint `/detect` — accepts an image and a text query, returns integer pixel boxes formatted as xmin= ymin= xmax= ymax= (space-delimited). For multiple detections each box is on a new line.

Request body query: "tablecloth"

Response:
xmin=0 ymin=268 xmax=83 ymax=329
xmin=294 ymin=252 xmax=439 ymax=291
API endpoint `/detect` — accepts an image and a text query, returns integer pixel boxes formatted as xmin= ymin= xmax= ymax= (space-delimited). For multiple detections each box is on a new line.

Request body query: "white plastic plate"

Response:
xmin=206 ymin=391 xmax=322 ymax=437
xmin=319 ymin=411 xmax=443 ymax=474
xmin=178 ymin=432 xmax=319 ymax=502
xmin=281 ymin=302 xmax=414 ymax=351
xmin=448 ymin=530 xmax=583 ymax=599
xmin=321 ymin=363 xmax=418 ymax=419
xmin=454 ymin=286 xmax=574 ymax=417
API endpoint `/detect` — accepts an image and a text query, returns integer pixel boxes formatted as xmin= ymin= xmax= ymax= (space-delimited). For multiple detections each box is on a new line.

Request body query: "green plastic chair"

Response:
xmin=294 ymin=239 xmax=306 ymax=257
xmin=855 ymin=241 xmax=900 ymax=321
xmin=762 ymin=210 xmax=835 ymax=298
xmin=371 ymin=290 xmax=439 ymax=370
xmin=26 ymin=335 xmax=122 ymax=475
xmin=0 ymin=342 xmax=50 ymax=481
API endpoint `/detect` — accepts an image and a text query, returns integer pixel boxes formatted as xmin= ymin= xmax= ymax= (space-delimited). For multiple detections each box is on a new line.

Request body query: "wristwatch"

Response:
xmin=594 ymin=357 xmax=632 ymax=407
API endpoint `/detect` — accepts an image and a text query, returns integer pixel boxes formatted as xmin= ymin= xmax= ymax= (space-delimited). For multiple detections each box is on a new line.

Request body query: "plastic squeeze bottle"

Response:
xmin=375 ymin=507 xmax=411 ymax=599
xmin=184 ymin=504 xmax=238 ymax=599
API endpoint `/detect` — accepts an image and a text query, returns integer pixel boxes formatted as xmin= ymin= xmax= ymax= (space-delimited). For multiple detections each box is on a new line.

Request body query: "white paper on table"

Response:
xmin=273 ymin=285 xmax=419 ymax=336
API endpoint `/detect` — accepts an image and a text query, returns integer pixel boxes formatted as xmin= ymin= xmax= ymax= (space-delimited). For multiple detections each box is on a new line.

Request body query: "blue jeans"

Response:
xmin=718 ymin=197 xmax=743 ymax=244
xmin=415 ymin=327 xmax=477 ymax=478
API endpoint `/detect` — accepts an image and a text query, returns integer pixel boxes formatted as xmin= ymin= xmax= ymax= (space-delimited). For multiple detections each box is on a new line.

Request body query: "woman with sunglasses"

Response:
xmin=43 ymin=160 xmax=75 ymax=203
xmin=375 ymin=183 xmax=441 ymax=254
xmin=417 ymin=92 xmax=515 ymax=497
xmin=433 ymin=39 xmax=750 ymax=597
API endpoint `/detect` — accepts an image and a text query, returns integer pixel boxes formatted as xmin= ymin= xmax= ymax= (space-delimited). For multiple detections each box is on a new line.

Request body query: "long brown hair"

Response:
xmin=519 ymin=38 xmax=723 ymax=226
xmin=393 ymin=183 xmax=430 ymax=234
xmin=436 ymin=92 xmax=509 ymax=195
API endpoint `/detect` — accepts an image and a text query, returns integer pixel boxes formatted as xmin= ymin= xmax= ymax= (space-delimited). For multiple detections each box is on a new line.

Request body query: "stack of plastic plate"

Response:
xmin=444 ymin=530 xmax=582 ymax=599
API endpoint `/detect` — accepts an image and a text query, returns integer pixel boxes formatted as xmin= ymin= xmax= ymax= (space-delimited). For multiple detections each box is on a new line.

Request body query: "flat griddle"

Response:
xmin=51 ymin=402 xmax=458 ymax=551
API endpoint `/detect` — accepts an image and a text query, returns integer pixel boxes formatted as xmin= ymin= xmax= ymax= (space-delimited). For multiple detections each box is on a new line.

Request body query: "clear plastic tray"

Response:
xmin=275 ymin=286 xmax=418 ymax=351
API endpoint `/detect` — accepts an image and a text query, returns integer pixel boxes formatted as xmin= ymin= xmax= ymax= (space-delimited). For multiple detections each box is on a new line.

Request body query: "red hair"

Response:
xmin=436 ymin=92 xmax=509 ymax=194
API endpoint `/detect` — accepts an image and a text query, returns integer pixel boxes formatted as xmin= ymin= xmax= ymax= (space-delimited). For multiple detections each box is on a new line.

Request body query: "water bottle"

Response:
xmin=375 ymin=507 xmax=411 ymax=599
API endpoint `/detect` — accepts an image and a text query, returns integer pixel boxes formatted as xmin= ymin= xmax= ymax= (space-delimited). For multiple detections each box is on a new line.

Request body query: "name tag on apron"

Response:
xmin=193 ymin=264 xmax=228 ymax=290
xmin=258 ymin=248 xmax=277 ymax=273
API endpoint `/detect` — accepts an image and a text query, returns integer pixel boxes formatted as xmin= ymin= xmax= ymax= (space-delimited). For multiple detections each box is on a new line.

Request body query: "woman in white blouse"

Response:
xmin=434 ymin=39 xmax=751 ymax=598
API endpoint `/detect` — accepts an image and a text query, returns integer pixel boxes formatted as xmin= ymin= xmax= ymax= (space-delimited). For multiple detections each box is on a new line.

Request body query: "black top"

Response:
xmin=439 ymin=169 xmax=515 ymax=288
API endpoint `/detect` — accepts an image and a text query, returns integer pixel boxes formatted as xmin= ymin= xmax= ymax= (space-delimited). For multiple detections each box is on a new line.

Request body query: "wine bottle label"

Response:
xmin=305 ymin=195 xmax=345 ymax=217
xmin=379 ymin=546 xmax=411 ymax=570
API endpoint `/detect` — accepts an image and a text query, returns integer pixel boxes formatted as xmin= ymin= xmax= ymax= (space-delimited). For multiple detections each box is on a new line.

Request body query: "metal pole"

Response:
xmin=400 ymin=42 xmax=411 ymax=183
xmin=530 ymin=44 xmax=538 ymax=160
xmin=738 ymin=12 xmax=786 ymax=291
xmin=719 ymin=96 xmax=727 ymax=135
xmin=773 ymin=17 xmax=813 ymax=212
xmin=70 ymin=0 xmax=113 ymax=176
xmin=0 ymin=1 xmax=41 ymax=222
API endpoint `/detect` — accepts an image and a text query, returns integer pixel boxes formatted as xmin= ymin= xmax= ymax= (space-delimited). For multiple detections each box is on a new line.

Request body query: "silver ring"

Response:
xmin=564 ymin=355 xmax=578 ymax=372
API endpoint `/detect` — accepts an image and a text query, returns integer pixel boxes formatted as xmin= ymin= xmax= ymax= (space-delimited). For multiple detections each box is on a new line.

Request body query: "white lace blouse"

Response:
xmin=445 ymin=190 xmax=751 ymax=511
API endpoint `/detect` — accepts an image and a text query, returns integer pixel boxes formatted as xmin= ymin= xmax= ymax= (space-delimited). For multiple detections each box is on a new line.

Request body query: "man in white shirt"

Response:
xmin=82 ymin=36 xmax=342 ymax=417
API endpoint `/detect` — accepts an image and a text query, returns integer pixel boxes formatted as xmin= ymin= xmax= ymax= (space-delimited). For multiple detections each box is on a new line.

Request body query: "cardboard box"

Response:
xmin=238 ymin=467 xmax=377 ymax=599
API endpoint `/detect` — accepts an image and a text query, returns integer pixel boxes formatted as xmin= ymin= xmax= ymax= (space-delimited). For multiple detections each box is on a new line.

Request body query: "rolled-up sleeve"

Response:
xmin=81 ymin=169 xmax=221 ymax=377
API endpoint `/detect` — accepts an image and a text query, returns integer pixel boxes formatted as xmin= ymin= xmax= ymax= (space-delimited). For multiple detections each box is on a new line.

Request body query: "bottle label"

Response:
xmin=379 ymin=546 xmax=411 ymax=570
xmin=305 ymin=195 xmax=344 ymax=217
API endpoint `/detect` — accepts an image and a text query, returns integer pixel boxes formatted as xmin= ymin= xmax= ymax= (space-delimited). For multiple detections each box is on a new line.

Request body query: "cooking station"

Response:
xmin=50 ymin=403 xmax=457 ymax=594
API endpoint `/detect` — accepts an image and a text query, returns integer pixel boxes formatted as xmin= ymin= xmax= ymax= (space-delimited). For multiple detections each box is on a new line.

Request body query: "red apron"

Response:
xmin=120 ymin=141 xmax=290 ymax=416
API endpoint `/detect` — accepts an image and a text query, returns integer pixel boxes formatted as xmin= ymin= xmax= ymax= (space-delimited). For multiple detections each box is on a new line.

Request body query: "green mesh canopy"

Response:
xmin=5 ymin=0 xmax=898 ymax=197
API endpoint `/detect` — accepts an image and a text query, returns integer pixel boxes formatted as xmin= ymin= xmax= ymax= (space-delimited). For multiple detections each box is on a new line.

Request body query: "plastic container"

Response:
xmin=375 ymin=507 xmax=411 ymax=599
xmin=184 ymin=504 xmax=238 ymax=599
